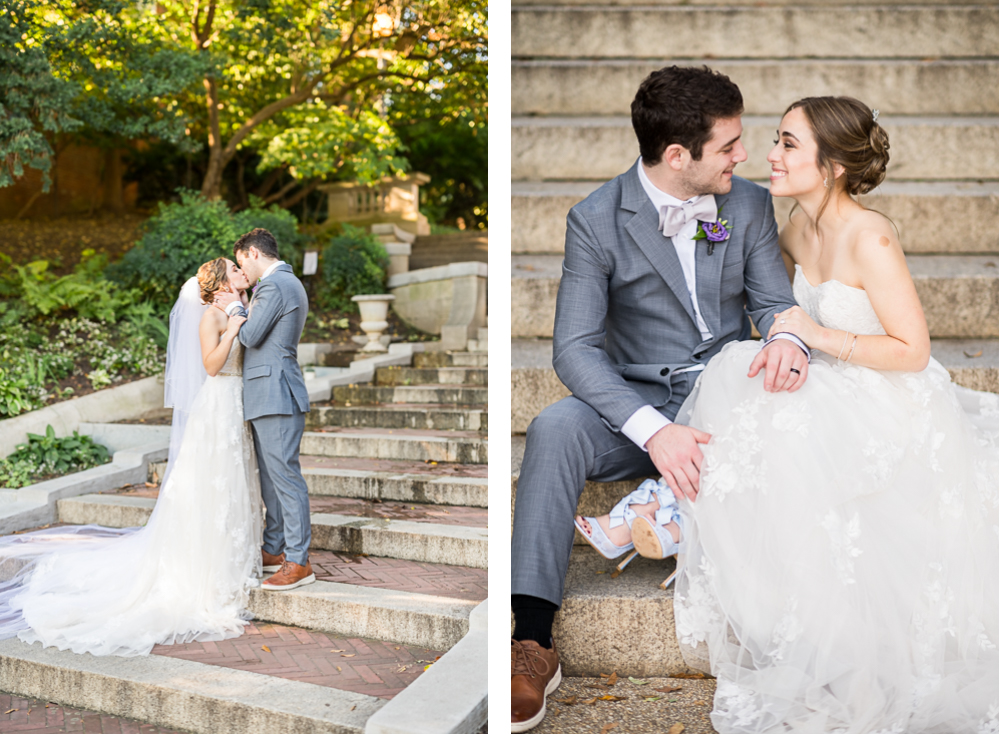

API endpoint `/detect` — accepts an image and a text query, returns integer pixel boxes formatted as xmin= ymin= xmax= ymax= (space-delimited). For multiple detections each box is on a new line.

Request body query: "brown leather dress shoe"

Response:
xmin=262 ymin=549 xmax=285 ymax=573
xmin=511 ymin=639 xmax=561 ymax=732
xmin=261 ymin=559 xmax=316 ymax=591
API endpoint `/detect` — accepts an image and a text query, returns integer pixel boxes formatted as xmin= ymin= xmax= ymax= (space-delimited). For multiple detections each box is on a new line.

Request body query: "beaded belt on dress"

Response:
xmin=217 ymin=371 xmax=242 ymax=377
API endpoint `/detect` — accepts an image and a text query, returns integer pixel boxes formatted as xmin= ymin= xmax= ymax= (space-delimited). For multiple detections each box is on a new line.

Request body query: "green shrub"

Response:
xmin=0 ymin=425 xmax=110 ymax=489
xmin=0 ymin=367 xmax=45 ymax=417
xmin=106 ymin=190 xmax=307 ymax=314
xmin=316 ymin=225 xmax=389 ymax=312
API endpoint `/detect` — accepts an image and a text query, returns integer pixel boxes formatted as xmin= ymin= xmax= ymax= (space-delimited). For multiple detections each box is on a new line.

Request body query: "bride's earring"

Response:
xmin=823 ymin=177 xmax=828 ymax=188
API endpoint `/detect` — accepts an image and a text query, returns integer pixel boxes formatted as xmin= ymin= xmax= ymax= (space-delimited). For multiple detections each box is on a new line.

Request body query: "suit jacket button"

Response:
xmin=660 ymin=367 xmax=669 ymax=376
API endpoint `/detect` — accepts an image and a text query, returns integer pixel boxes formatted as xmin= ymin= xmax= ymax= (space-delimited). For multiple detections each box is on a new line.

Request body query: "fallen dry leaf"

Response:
xmin=336 ymin=666 xmax=342 ymax=672
xmin=607 ymin=671 xmax=618 ymax=686
xmin=582 ymin=697 xmax=599 ymax=705
xmin=586 ymin=684 xmax=610 ymax=690
xmin=597 ymin=695 xmax=627 ymax=701
xmin=350 ymin=704 xmax=356 ymax=711
xmin=668 ymin=724 xmax=685 ymax=734
xmin=654 ymin=685 xmax=683 ymax=694
xmin=601 ymin=724 xmax=619 ymax=734
xmin=551 ymin=707 xmax=561 ymax=717
xmin=645 ymin=696 xmax=663 ymax=702
xmin=964 ymin=350 xmax=983 ymax=358
xmin=693 ymin=700 xmax=707 ymax=705
xmin=261 ymin=646 xmax=271 ymax=653
xmin=595 ymin=570 xmax=606 ymax=575
xmin=672 ymin=672 xmax=706 ymax=679
xmin=341 ymin=654 xmax=355 ymax=657
xmin=628 ymin=676 xmax=648 ymax=685
xmin=331 ymin=649 xmax=346 ymax=652
xmin=4 ymin=709 xmax=15 ymax=714
xmin=552 ymin=696 xmax=577 ymax=705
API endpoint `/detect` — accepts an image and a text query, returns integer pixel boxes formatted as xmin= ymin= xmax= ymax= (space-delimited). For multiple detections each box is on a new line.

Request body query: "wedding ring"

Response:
xmin=789 ymin=368 xmax=801 ymax=374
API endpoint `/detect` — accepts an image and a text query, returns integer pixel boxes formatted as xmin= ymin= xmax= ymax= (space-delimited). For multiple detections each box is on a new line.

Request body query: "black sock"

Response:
xmin=511 ymin=594 xmax=558 ymax=649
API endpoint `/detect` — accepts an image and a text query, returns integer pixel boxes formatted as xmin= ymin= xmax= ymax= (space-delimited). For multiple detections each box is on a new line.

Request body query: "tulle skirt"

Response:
xmin=673 ymin=341 xmax=999 ymax=734
xmin=0 ymin=374 xmax=263 ymax=657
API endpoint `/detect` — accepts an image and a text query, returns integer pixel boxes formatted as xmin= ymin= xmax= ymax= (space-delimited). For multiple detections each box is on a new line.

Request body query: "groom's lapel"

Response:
xmin=694 ymin=195 xmax=733 ymax=338
xmin=621 ymin=166 xmax=699 ymax=329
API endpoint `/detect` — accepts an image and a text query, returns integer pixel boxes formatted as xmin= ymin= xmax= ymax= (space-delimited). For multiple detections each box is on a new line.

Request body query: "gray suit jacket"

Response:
xmin=553 ymin=162 xmax=797 ymax=431
xmin=238 ymin=263 xmax=310 ymax=421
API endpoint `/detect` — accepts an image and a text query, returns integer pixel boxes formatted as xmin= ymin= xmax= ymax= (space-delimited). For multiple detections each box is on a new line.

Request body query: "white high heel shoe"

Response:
xmin=625 ymin=478 xmax=685 ymax=589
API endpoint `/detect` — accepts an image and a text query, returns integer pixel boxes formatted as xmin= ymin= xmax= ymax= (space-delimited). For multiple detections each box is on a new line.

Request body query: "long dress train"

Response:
xmin=0 ymin=340 xmax=263 ymax=657
xmin=672 ymin=265 xmax=998 ymax=733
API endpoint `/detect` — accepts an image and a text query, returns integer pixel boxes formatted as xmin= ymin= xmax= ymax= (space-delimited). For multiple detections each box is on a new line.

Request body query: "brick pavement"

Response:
xmin=310 ymin=549 xmax=488 ymax=601
xmin=0 ymin=692 xmax=186 ymax=733
xmin=151 ymin=621 xmax=443 ymax=700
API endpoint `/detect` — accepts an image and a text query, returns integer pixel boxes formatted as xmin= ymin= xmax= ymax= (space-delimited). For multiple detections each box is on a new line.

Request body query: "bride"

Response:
xmin=577 ymin=97 xmax=998 ymax=732
xmin=0 ymin=257 xmax=263 ymax=657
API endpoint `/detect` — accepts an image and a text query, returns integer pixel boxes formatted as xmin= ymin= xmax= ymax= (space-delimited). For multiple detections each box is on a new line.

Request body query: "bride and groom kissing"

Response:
xmin=0 ymin=228 xmax=315 ymax=657
xmin=511 ymin=66 xmax=999 ymax=733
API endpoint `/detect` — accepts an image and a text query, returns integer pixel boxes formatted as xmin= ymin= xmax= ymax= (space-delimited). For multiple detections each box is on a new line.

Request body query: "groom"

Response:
xmin=217 ymin=228 xmax=315 ymax=591
xmin=510 ymin=66 xmax=811 ymax=731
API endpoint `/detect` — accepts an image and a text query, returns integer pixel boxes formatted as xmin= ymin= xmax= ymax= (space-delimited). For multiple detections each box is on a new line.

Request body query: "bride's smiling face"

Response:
xmin=225 ymin=259 xmax=251 ymax=291
xmin=767 ymin=107 xmax=827 ymax=198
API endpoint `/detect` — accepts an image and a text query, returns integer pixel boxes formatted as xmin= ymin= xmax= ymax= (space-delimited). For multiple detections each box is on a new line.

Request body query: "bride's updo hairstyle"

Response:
xmin=785 ymin=96 xmax=890 ymax=219
xmin=197 ymin=258 xmax=230 ymax=304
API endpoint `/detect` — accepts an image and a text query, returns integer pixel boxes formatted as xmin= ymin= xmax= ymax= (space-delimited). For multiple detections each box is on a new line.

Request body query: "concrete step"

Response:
xmin=513 ymin=59 xmax=999 ymax=117
xmin=301 ymin=428 xmax=488 ymax=464
xmin=510 ymin=337 xmax=999 ymax=433
xmin=0 ymin=637 xmax=384 ymax=734
xmin=511 ymin=181 xmax=999 ymax=256
xmin=511 ymin=115 xmax=999 ymax=181
xmin=375 ymin=366 xmax=488 ymax=387
xmin=307 ymin=404 xmax=487 ymax=432
xmin=332 ymin=384 xmax=487 ymax=406
xmin=301 ymin=456 xmax=488 ymax=507
xmin=57 ymin=494 xmax=488 ymax=569
xmin=413 ymin=351 xmax=489 ymax=368
xmin=511 ymin=253 xmax=999 ymax=339
xmin=512 ymin=5 xmax=998 ymax=59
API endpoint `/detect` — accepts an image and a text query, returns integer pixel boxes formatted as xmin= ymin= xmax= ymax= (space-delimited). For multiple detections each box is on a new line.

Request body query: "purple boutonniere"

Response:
xmin=692 ymin=206 xmax=732 ymax=255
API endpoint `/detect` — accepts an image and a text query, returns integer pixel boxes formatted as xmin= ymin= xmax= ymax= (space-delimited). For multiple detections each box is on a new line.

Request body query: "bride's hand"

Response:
xmin=225 ymin=314 xmax=246 ymax=337
xmin=768 ymin=306 xmax=822 ymax=346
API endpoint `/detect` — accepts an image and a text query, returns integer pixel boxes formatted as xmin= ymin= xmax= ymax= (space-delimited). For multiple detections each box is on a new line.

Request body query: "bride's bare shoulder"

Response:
xmin=848 ymin=209 xmax=901 ymax=257
xmin=199 ymin=305 xmax=226 ymax=333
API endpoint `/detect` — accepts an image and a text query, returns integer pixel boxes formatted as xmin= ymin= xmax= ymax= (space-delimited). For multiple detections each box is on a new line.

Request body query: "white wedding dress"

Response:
xmin=0 ymin=340 xmax=263 ymax=656
xmin=672 ymin=265 xmax=999 ymax=734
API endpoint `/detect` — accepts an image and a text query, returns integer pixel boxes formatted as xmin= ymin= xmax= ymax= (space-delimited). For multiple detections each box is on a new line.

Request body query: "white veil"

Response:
xmin=163 ymin=276 xmax=207 ymax=485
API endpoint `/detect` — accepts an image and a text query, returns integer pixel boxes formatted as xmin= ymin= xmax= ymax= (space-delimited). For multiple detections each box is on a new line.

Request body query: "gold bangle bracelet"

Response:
xmin=846 ymin=335 xmax=859 ymax=363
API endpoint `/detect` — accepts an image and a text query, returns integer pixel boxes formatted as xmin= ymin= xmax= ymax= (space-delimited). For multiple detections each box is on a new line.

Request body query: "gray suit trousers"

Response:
xmin=511 ymin=371 xmax=697 ymax=606
xmin=251 ymin=412 xmax=312 ymax=566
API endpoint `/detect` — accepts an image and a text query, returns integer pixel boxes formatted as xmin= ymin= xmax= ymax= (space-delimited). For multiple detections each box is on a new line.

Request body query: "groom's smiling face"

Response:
xmin=680 ymin=116 xmax=747 ymax=197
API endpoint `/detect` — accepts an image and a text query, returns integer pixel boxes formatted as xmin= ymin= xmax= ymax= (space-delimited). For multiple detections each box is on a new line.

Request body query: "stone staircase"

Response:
xmin=511 ymin=0 xmax=998 ymax=682
xmin=0 ymin=351 xmax=488 ymax=734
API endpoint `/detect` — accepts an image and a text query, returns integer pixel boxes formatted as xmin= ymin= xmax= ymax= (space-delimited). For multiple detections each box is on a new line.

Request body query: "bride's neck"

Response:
xmin=793 ymin=188 xmax=858 ymax=239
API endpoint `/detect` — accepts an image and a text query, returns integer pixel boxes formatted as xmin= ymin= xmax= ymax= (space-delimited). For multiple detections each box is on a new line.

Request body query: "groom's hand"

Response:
xmin=646 ymin=423 xmax=712 ymax=503
xmin=213 ymin=290 xmax=240 ymax=310
xmin=748 ymin=338 xmax=808 ymax=393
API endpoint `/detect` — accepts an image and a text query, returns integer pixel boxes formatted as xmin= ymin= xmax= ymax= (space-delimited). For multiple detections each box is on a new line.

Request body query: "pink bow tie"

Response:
xmin=658 ymin=195 xmax=717 ymax=238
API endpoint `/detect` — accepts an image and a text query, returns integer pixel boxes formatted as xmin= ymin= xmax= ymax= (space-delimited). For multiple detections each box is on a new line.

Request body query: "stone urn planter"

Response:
xmin=352 ymin=294 xmax=395 ymax=353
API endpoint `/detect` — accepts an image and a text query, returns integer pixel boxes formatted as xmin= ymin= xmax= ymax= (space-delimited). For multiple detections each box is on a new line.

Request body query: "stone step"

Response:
xmin=301 ymin=428 xmax=488 ymax=464
xmin=301 ymin=456 xmax=488 ymax=507
xmin=511 ymin=253 xmax=999 ymax=339
xmin=511 ymin=115 xmax=999 ymax=181
xmin=511 ymin=181 xmax=999 ymax=256
xmin=513 ymin=59 xmax=999 ymax=117
xmin=307 ymin=404 xmax=487 ymax=432
xmin=375 ymin=366 xmax=488 ymax=387
xmin=510 ymin=337 xmax=999 ymax=433
xmin=57 ymin=494 xmax=488 ymax=569
xmin=412 ymin=351 xmax=489 ymax=368
xmin=0 ymin=637 xmax=384 ymax=734
xmin=511 ymin=5 xmax=998 ymax=59
xmin=332 ymin=384 xmax=488 ymax=406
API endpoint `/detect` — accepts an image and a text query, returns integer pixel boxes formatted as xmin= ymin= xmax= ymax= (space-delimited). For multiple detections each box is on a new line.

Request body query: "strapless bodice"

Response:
xmin=792 ymin=264 xmax=886 ymax=336
xmin=217 ymin=339 xmax=243 ymax=377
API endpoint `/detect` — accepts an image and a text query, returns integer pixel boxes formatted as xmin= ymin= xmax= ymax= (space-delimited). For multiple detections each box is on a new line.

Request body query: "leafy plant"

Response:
xmin=315 ymin=225 xmax=389 ymax=312
xmin=11 ymin=251 xmax=137 ymax=322
xmin=106 ymin=190 xmax=306 ymax=314
xmin=0 ymin=425 xmax=110 ymax=489
xmin=0 ymin=367 xmax=44 ymax=417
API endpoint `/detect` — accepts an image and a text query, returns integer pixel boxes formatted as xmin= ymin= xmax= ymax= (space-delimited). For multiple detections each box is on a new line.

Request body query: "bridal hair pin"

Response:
xmin=872 ymin=109 xmax=880 ymax=123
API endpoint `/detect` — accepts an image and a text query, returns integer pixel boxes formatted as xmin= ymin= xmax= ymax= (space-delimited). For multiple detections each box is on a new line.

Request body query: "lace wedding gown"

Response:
xmin=672 ymin=265 xmax=999 ymax=734
xmin=0 ymin=340 xmax=263 ymax=656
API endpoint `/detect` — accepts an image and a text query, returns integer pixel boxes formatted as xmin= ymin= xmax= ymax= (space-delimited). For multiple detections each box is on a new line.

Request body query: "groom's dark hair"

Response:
xmin=233 ymin=228 xmax=279 ymax=259
xmin=631 ymin=66 xmax=743 ymax=164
